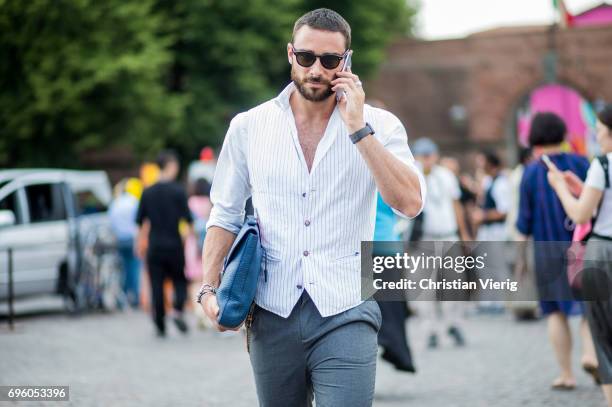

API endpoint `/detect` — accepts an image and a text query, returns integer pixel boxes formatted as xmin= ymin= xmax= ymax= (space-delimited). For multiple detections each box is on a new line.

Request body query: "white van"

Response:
xmin=0 ymin=169 xmax=120 ymax=311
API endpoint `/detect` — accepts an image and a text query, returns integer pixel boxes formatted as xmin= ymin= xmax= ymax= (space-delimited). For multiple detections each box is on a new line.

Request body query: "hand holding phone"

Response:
xmin=335 ymin=51 xmax=353 ymax=102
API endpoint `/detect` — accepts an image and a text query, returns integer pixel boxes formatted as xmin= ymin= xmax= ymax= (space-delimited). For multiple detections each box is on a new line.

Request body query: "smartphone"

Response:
xmin=541 ymin=154 xmax=553 ymax=169
xmin=335 ymin=50 xmax=353 ymax=102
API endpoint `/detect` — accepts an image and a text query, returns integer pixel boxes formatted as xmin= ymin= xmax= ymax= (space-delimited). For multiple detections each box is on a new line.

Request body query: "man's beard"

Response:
xmin=291 ymin=68 xmax=333 ymax=102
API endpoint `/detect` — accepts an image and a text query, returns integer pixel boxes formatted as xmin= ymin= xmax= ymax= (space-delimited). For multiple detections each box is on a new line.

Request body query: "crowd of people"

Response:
xmin=375 ymin=107 xmax=612 ymax=405
xmin=107 ymin=150 xmax=213 ymax=336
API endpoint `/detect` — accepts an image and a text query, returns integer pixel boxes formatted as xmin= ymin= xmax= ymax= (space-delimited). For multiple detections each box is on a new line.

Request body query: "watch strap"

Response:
xmin=349 ymin=123 xmax=375 ymax=144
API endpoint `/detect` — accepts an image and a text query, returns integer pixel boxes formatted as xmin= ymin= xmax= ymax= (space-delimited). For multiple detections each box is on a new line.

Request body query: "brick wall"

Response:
xmin=369 ymin=24 xmax=612 ymax=168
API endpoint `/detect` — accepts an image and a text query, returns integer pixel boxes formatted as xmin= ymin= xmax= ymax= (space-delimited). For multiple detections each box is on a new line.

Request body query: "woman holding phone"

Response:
xmin=547 ymin=104 xmax=612 ymax=406
xmin=515 ymin=112 xmax=597 ymax=391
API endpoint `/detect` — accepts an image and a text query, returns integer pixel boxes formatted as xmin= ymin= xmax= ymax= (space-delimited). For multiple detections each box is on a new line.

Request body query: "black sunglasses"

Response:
xmin=291 ymin=45 xmax=348 ymax=70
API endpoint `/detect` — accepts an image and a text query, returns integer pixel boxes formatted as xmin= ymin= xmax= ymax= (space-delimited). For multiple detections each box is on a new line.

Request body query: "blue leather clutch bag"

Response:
xmin=217 ymin=215 xmax=266 ymax=328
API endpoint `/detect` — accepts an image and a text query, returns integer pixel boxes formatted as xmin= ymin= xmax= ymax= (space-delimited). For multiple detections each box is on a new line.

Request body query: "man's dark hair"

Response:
xmin=481 ymin=149 xmax=501 ymax=168
xmin=292 ymin=8 xmax=351 ymax=49
xmin=528 ymin=112 xmax=567 ymax=147
xmin=156 ymin=149 xmax=179 ymax=170
xmin=598 ymin=103 xmax=612 ymax=130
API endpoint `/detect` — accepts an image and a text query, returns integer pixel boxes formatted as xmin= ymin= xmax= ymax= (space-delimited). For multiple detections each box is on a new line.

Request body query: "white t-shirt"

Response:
xmin=584 ymin=153 xmax=612 ymax=237
xmin=422 ymin=165 xmax=461 ymax=237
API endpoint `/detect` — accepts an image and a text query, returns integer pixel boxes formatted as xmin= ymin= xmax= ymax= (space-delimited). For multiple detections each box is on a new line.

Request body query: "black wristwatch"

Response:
xmin=349 ymin=123 xmax=375 ymax=144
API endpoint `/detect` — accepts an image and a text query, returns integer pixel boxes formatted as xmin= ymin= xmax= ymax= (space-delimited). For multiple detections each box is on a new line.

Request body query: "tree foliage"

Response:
xmin=159 ymin=0 xmax=301 ymax=158
xmin=0 ymin=0 xmax=185 ymax=167
xmin=0 ymin=0 xmax=417 ymax=167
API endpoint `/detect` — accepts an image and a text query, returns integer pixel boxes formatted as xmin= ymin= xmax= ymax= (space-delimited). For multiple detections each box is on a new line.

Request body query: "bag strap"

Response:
xmin=596 ymin=155 xmax=610 ymax=189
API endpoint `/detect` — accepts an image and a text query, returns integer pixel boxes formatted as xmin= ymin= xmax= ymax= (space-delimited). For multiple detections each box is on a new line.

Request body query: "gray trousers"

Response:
xmin=247 ymin=292 xmax=382 ymax=407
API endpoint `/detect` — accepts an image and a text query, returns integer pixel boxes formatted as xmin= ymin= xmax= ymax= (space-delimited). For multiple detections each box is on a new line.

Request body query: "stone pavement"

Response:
xmin=0 ymin=299 xmax=608 ymax=407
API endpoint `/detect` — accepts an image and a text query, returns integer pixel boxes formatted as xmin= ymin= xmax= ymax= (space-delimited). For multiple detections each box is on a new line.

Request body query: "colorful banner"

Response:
xmin=517 ymin=84 xmax=598 ymax=157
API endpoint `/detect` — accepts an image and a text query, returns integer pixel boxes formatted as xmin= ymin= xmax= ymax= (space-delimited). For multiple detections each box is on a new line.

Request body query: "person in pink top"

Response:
xmin=185 ymin=178 xmax=212 ymax=328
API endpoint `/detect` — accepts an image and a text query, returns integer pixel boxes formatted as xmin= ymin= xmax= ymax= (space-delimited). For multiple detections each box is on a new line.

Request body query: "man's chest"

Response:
xmin=295 ymin=121 xmax=327 ymax=172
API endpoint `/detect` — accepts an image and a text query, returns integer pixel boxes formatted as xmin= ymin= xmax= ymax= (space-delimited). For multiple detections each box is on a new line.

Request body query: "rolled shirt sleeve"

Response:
xmin=584 ymin=158 xmax=606 ymax=191
xmin=378 ymin=111 xmax=427 ymax=219
xmin=206 ymin=113 xmax=252 ymax=235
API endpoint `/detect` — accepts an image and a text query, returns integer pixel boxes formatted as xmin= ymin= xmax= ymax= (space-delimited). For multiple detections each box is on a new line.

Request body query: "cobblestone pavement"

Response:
xmin=0 ymin=299 xmax=608 ymax=407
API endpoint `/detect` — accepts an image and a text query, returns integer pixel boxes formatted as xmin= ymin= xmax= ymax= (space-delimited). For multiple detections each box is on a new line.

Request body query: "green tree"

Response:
xmin=0 ymin=0 xmax=185 ymax=167
xmin=159 ymin=0 xmax=300 ymax=160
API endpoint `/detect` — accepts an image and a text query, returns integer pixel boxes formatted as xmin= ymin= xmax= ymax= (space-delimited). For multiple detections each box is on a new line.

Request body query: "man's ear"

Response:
xmin=287 ymin=42 xmax=293 ymax=65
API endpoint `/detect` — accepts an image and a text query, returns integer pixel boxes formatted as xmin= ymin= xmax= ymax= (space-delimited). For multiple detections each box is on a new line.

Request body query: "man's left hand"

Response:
xmin=332 ymin=69 xmax=366 ymax=134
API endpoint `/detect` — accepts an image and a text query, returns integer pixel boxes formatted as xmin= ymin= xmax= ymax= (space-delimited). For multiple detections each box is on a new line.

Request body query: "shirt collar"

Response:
xmin=274 ymin=82 xmax=296 ymax=111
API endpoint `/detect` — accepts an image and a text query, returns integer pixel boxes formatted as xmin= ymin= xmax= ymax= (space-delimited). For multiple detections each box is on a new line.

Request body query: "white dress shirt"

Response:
xmin=207 ymin=83 xmax=426 ymax=318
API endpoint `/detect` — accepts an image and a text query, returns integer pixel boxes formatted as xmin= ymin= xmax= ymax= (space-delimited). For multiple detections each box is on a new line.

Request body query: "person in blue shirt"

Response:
xmin=109 ymin=178 xmax=143 ymax=308
xmin=516 ymin=112 xmax=597 ymax=390
xmin=374 ymin=193 xmax=416 ymax=373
